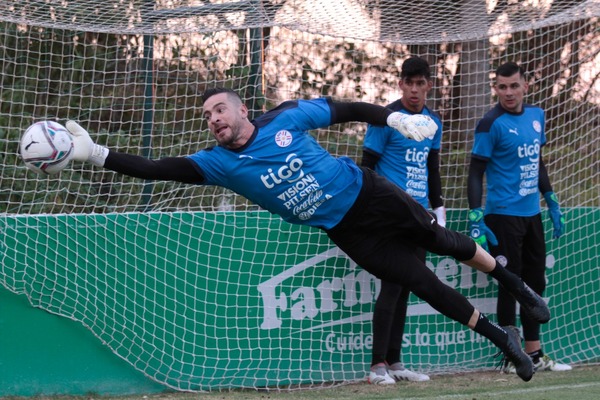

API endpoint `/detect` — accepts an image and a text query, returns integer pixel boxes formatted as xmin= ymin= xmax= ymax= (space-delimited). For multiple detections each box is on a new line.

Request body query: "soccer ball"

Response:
xmin=20 ymin=121 xmax=74 ymax=175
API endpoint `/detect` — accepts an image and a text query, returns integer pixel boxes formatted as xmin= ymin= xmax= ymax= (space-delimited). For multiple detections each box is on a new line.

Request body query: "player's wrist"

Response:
xmin=89 ymin=145 xmax=109 ymax=167
xmin=432 ymin=206 xmax=446 ymax=228
xmin=543 ymin=191 xmax=560 ymax=209
xmin=468 ymin=207 xmax=484 ymax=222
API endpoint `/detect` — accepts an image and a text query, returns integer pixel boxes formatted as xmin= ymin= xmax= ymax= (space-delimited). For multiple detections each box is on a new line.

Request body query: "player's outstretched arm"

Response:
xmin=66 ymin=120 xmax=202 ymax=183
xmin=330 ymin=102 xmax=437 ymax=141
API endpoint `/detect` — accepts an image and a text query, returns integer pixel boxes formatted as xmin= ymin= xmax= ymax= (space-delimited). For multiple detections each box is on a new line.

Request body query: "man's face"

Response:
xmin=202 ymin=92 xmax=248 ymax=148
xmin=399 ymin=75 xmax=432 ymax=113
xmin=494 ymin=72 xmax=528 ymax=113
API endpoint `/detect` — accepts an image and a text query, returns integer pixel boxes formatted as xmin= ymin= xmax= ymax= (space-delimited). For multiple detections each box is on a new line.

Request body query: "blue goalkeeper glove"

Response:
xmin=468 ymin=208 xmax=498 ymax=252
xmin=544 ymin=191 xmax=565 ymax=239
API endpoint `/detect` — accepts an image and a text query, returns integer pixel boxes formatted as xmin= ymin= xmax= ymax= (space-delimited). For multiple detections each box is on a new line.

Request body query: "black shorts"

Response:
xmin=485 ymin=213 xmax=546 ymax=286
xmin=324 ymin=168 xmax=476 ymax=285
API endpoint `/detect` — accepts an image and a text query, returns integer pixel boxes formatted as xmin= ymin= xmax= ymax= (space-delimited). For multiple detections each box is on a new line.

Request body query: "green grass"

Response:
xmin=6 ymin=364 xmax=598 ymax=400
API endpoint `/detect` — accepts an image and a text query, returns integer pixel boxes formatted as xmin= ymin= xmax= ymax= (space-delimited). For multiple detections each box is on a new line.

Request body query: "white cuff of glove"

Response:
xmin=89 ymin=145 xmax=109 ymax=167
xmin=432 ymin=206 xmax=446 ymax=228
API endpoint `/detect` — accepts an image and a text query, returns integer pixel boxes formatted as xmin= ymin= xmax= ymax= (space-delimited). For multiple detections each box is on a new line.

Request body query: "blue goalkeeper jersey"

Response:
xmin=363 ymin=100 xmax=442 ymax=208
xmin=187 ymin=97 xmax=363 ymax=229
xmin=472 ymin=103 xmax=546 ymax=217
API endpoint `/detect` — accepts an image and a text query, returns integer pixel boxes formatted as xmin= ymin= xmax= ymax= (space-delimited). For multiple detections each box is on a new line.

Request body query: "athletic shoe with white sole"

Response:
xmin=368 ymin=365 xmax=396 ymax=385
xmin=388 ymin=363 xmax=430 ymax=382
xmin=505 ymin=354 xmax=572 ymax=373
xmin=534 ymin=354 xmax=572 ymax=371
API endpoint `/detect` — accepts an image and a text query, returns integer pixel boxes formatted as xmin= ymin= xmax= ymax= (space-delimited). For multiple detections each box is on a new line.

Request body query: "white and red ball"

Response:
xmin=20 ymin=121 xmax=74 ymax=175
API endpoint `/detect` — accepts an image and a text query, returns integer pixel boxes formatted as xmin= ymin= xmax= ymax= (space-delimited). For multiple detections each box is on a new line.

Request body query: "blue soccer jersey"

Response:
xmin=472 ymin=103 xmax=546 ymax=217
xmin=363 ymin=100 xmax=442 ymax=208
xmin=187 ymin=97 xmax=363 ymax=229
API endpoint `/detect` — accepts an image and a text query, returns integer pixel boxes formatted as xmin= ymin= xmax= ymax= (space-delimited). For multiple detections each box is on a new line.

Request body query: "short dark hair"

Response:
xmin=401 ymin=57 xmax=431 ymax=80
xmin=495 ymin=62 xmax=526 ymax=79
xmin=201 ymin=87 xmax=241 ymax=103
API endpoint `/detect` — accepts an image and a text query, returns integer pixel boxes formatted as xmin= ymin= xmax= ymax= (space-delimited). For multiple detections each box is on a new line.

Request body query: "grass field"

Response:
xmin=11 ymin=364 xmax=597 ymax=400
xmin=158 ymin=364 xmax=599 ymax=400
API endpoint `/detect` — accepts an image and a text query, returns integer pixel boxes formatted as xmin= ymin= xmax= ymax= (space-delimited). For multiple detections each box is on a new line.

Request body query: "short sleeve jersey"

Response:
xmin=363 ymin=100 xmax=442 ymax=208
xmin=471 ymin=103 xmax=546 ymax=217
xmin=187 ymin=98 xmax=363 ymax=229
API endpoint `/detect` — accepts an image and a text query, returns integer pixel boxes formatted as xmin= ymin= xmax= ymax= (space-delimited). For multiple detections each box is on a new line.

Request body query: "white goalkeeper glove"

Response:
xmin=432 ymin=206 xmax=446 ymax=228
xmin=387 ymin=112 xmax=437 ymax=141
xmin=66 ymin=120 xmax=109 ymax=167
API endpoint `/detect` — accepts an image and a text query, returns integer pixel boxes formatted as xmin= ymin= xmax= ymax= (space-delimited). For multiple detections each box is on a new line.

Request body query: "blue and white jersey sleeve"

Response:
xmin=187 ymin=97 xmax=363 ymax=229
xmin=472 ymin=104 xmax=546 ymax=217
xmin=363 ymin=105 xmax=442 ymax=208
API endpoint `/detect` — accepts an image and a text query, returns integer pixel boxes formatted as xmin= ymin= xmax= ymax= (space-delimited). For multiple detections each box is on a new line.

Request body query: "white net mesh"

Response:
xmin=1 ymin=0 xmax=599 ymax=392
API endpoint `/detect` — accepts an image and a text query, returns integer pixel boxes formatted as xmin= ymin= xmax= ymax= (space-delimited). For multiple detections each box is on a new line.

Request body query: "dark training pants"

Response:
xmin=371 ymin=247 xmax=425 ymax=365
xmin=486 ymin=213 xmax=546 ymax=342
xmin=325 ymin=168 xmax=478 ymax=326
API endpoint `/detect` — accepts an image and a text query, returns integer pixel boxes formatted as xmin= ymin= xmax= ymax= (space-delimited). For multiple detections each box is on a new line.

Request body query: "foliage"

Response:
xmin=1 ymin=0 xmax=598 ymax=214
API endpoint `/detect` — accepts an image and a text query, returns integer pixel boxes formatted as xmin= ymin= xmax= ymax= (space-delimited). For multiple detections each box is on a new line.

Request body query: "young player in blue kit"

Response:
xmin=66 ymin=87 xmax=550 ymax=382
xmin=362 ymin=57 xmax=442 ymax=384
xmin=467 ymin=62 xmax=571 ymax=373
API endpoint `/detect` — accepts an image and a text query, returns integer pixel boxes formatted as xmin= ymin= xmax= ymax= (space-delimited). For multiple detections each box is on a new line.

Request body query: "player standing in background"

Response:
xmin=66 ymin=87 xmax=552 ymax=382
xmin=467 ymin=61 xmax=571 ymax=373
xmin=362 ymin=57 xmax=442 ymax=384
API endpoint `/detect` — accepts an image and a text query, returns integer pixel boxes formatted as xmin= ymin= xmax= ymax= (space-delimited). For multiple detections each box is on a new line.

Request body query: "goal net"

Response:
xmin=1 ymin=0 xmax=599 ymax=392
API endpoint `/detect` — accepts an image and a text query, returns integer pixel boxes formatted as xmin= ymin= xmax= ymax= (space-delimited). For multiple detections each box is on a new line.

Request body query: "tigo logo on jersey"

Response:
xmin=275 ymin=130 xmax=293 ymax=147
xmin=405 ymin=147 xmax=430 ymax=166
xmin=517 ymin=139 xmax=540 ymax=161
xmin=260 ymin=153 xmax=306 ymax=189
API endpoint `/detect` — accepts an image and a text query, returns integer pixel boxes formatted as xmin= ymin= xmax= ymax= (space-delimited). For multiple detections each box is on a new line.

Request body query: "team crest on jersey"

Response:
xmin=532 ymin=120 xmax=542 ymax=133
xmin=275 ymin=130 xmax=293 ymax=147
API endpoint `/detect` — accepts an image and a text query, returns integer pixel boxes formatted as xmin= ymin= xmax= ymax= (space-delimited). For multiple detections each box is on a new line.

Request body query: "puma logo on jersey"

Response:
xmin=508 ymin=128 xmax=519 ymax=135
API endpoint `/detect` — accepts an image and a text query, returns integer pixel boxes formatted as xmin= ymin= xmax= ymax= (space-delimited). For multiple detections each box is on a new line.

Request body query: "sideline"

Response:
xmin=401 ymin=381 xmax=600 ymax=399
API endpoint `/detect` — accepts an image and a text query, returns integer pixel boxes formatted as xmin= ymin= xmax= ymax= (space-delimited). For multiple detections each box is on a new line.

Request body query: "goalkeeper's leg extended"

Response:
xmin=426 ymin=225 xmax=550 ymax=324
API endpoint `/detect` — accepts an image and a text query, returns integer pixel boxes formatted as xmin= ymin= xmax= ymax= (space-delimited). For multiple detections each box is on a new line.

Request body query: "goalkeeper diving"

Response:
xmin=66 ymin=89 xmax=550 ymax=382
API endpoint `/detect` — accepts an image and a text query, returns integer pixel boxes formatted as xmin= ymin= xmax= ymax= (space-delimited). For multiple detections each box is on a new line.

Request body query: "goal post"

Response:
xmin=1 ymin=0 xmax=599 ymax=392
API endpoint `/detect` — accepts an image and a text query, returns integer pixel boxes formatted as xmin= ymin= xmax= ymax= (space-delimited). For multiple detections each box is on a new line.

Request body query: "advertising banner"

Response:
xmin=1 ymin=209 xmax=598 ymax=391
